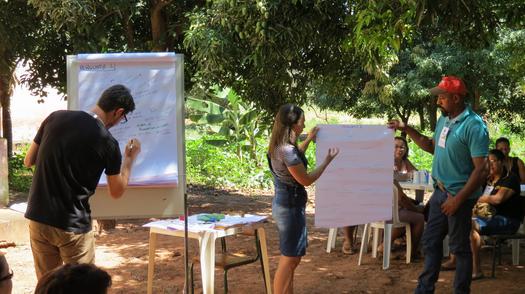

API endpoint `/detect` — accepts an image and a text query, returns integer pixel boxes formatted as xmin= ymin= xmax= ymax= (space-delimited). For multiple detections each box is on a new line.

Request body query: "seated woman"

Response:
xmin=393 ymin=136 xmax=417 ymax=181
xmin=378 ymin=136 xmax=424 ymax=257
xmin=495 ymin=137 xmax=525 ymax=183
xmin=343 ymin=136 xmax=424 ymax=256
xmin=444 ymin=149 xmax=524 ymax=279
xmin=381 ymin=180 xmax=425 ymax=258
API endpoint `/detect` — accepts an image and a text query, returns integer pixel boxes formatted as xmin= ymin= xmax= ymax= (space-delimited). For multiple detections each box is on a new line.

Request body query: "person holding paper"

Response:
xmin=388 ymin=76 xmax=489 ymax=294
xmin=23 ymin=84 xmax=141 ymax=279
xmin=268 ymin=104 xmax=339 ymax=294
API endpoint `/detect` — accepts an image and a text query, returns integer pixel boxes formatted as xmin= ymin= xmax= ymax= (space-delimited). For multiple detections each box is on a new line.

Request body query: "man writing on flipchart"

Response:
xmin=23 ymin=84 xmax=141 ymax=279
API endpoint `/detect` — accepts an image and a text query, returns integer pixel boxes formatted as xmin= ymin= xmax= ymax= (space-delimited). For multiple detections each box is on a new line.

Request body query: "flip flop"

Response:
xmin=342 ymin=242 xmax=355 ymax=255
xmin=472 ymin=273 xmax=485 ymax=281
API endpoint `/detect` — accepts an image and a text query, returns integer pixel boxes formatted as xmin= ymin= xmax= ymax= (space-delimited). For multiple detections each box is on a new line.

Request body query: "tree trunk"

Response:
xmin=122 ymin=11 xmax=135 ymax=49
xmin=418 ymin=104 xmax=426 ymax=131
xmin=473 ymin=87 xmax=480 ymax=112
xmin=150 ymin=0 xmax=171 ymax=51
xmin=394 ymin=104 xmax=411 ymax=138
xmin=427 ymin=99 xmax=437 ymax=131
xmin=0 ymin=76 xmax=13 ymax=158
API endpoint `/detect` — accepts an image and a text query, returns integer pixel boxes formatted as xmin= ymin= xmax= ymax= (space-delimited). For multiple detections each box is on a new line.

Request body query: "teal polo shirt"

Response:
xmin=431 ymin=106 xmax=489 ymax=199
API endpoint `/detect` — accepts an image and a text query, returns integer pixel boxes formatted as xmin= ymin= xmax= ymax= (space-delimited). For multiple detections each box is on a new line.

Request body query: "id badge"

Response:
xmin=482 ymin=185 xmax=494 ymax=196
xmin=438 ymin=127 xmax=449 ymax=148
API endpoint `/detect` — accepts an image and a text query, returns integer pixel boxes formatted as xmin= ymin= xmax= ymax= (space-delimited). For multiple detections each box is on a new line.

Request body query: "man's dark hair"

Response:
xmin=96 ymin=84 xmax=135 ymax=114
xmin=35 ymin=263 xmax=112 ymax=294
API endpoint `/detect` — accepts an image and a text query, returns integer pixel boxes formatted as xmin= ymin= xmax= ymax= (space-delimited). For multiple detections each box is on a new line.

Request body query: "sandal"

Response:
xmin=472 ymin=272 xmax=485 ymax=281
xmin=342 ymin=241 xmax=355 ymax=255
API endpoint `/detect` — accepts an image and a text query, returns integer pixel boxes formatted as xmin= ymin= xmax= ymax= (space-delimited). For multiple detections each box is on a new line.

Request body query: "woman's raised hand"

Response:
xmin=307 ymin=126 xmax=320 ymax=142
xmin=325 ymin=147 xmax=340 ymax=162
xmin=387 ymin=119 xmax=406 ymax=131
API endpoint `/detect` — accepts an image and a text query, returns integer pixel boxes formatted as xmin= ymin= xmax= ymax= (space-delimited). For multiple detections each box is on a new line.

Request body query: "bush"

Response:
xmin=186 ymin=135 xmax=318 ymax=190
xmin=8 ymin=144 xmax=33 ymax=193
xmin=186 ymin=136 xmax=273 ymax=189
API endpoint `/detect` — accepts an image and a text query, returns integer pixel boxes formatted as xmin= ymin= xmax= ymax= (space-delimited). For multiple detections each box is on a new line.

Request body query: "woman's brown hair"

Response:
xmin=268 ymin=104 xmax=304 ymax=156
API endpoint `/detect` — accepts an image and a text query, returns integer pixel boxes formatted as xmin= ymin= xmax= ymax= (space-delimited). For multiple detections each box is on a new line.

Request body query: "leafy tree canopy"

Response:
xmin=184 ymin=0 xmax=370 ymax=114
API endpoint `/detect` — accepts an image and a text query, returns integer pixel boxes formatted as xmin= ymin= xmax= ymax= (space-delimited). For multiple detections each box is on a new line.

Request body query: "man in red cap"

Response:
xmin=388 ymin=76 xmax=489 ymax=293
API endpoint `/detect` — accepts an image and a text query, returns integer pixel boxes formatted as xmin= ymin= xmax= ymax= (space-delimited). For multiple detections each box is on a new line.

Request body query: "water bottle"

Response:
xmin=412 ymin=171 xmax=420 ymax=184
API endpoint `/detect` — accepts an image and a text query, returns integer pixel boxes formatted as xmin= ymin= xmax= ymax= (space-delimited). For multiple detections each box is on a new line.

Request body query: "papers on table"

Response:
xmin=143 ymin=214 xmax=268 ymax=232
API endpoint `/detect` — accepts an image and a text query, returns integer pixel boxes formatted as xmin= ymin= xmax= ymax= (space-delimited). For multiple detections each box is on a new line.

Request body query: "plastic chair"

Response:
xmin=358 ymin=186 xmax=412 ymax=269
xmin=190 ymin=229 xmax=267 ymax=294
xmin=326 ymin=228 xmax=338 ymax=253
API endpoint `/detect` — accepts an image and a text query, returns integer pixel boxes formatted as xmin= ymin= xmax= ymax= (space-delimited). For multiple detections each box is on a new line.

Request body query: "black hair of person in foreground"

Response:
xmin=35 ymin=263 xmax=111 ymax=294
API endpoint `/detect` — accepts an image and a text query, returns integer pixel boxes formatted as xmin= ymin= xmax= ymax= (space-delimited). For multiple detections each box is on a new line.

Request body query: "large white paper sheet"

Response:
xmin=75 ymin=53 xmax=179 ymax=186
xmin=315 ymin=125 xmax=393 ymax=228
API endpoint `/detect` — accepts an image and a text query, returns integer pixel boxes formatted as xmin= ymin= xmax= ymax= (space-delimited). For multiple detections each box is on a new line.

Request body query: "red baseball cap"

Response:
xmin=429 ymin=76 xmax=467 ymax=96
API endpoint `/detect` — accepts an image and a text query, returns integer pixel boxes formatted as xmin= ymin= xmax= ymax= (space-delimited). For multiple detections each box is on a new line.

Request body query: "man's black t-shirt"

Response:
xmin=25 ymin=110 xmax=122 ymax=233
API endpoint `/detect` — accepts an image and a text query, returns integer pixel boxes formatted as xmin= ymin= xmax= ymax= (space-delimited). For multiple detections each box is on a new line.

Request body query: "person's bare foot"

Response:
xmin=377 ymin=243 xmax=384 ymax=254
xmin=441 ymin=259 xmax=456 ymax=271
xmin=342 ymin=241 xmax=355 ymax=255
xmin=472 ymin=272 xmax=485 ymax=280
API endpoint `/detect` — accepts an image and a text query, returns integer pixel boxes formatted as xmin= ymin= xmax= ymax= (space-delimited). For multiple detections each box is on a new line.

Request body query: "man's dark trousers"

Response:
xmin=415 ymin=188 xmax=476 ymax=294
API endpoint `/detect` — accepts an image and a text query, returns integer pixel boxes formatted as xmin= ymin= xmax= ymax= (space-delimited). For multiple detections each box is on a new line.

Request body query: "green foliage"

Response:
xmin=185 ymin=0 xmax=365 ymax=114
xmin=187 ymin=86 xmax=269 ymax=160
xmin=186 ymin=136 xmax=273 ymax=189
xmin=407 ymin=140 xmax=433 ymax=172
xmin=186 ymin=134 xmax=317 ymax=190
xmin=348 ymin=1 xmax=416 ymax=79
xmin=8 ymin=145 xmax=33 ymax=193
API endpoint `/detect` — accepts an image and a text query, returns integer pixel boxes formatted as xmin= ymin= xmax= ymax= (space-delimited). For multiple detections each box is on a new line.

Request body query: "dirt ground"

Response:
xmin=5 ymin=185 xmax=525 ymax=294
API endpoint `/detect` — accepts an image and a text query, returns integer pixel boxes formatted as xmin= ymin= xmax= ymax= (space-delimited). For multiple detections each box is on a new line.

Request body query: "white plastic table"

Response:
xmin=399 ymin=182 xmax=525 ymax=199
xmin=398 ymin=181 xmax=434 ymax=202
xmin=145 ymin=215 xmax=272 ymax=294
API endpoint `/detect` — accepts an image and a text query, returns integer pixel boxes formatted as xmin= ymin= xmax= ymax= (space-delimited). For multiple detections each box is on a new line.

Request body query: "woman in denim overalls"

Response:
xmin=268 ymin=104 xmax=339 ymax=294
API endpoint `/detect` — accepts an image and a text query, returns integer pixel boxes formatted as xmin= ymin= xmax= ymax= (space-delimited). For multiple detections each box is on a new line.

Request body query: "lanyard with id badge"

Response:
xmin=482 ymin=185 xmax=494 ymax=196
xmin=438 ymin=116 xmax=459 ymax=148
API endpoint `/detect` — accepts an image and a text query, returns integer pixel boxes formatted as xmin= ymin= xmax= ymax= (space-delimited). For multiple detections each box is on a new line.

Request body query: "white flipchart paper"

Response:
xmin=315 ymin=125 xmax=393 ymax=228
xmin=76 ymin=53 xmax=179 ymax=186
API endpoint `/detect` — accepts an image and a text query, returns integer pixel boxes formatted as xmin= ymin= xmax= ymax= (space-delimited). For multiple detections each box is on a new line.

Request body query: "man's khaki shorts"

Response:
xmin=29 ymin=221 xmax=95 ymax=279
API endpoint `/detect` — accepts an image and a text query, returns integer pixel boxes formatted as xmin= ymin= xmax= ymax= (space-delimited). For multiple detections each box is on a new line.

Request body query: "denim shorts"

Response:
xmin=272 ymin=197 xmax=307 ymax=257
xmin=475 ymin=215 xmax=521 ymax=235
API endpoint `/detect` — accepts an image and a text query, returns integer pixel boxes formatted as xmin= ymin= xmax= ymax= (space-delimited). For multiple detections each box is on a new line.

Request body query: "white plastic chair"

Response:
xmin=358 ymin=186 xmax=412 ymax=269
xmin=326 ymin=227 xmax=338 ymax=253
